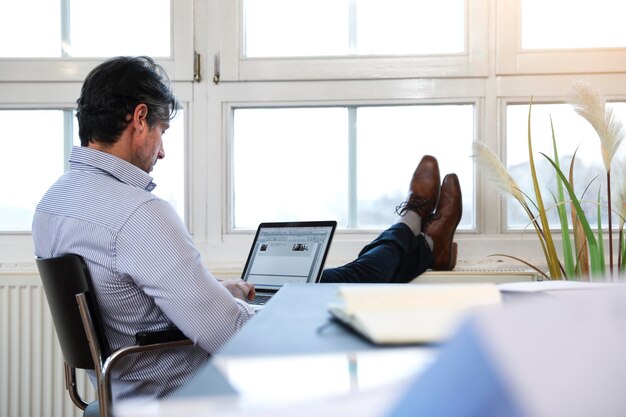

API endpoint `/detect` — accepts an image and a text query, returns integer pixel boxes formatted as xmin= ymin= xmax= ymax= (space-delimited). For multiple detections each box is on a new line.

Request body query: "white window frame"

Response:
xmin=6 ymin=0 xmax=626 ymax=270
xmin=0 ymin=0 xmax=194 ymax=265
xmin=222 ymin=93 xmax=483 ymax=233
xmin=219 ymin=0 xmax=488 ymax=81
xmin=0 ymin=82 xmax=192 ymax=261
xmin=0 ymin=0 xmax=194 ymax=82
xmin=497 ymin=74 xmax=626 ymax=231
xmin=496 ymin=0 xmax=626 ymax=75
xmin=191 ymin=77 xmax=486 ymax=270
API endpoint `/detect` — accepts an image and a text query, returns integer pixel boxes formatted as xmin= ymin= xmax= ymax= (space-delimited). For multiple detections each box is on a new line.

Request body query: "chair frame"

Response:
xmin=76 ymin=293 xmax=193 ymax=417
xmin=37 ymin=254 xmax=193 ymax=417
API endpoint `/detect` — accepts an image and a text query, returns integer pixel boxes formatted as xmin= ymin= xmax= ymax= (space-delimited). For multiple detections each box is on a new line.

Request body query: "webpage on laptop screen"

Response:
xmin=245 ymin=227 xmax=331 ymax=286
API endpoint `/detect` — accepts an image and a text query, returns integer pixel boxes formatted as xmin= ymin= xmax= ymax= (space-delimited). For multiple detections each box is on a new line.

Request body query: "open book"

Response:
xmin=328 ymin=284 xmax=502 ymax=345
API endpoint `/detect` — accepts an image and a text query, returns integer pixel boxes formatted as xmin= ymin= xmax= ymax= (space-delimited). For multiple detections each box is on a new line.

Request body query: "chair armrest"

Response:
xmin=135 ymin=328 xmax=188 ymax=346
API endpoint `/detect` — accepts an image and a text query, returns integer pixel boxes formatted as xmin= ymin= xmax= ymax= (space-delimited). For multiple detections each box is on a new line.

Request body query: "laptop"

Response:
xmin=241 ymin=220 xmax=337 ymax=309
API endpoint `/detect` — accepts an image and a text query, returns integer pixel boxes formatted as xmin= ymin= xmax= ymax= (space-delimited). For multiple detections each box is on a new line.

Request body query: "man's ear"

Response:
xmin=133 ymin=103 xmax=149 ymax=132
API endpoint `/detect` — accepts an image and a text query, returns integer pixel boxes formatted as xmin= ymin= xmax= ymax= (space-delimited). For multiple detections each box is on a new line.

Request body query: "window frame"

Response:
xmin=496 ymin=0 xmax=626 ymax=75
xmin=226 ymin=101 xmax=479 ymax=232
xmin=497 ymin=75 xmax=626 ymax=232
xmin=0 ymin=82 xmax=192 ymax=263
xmin=0 ymin=0 xmax=194 ymax=82
xmin=5 ymin=0 xmax=626 ymax=271
xmin=217 ymin=78 xmax=486 ymax=237
xmin=0 ymin=0 xmax=194 ymax=265
xmin=219 ymin=0 xmax=488 ymax=81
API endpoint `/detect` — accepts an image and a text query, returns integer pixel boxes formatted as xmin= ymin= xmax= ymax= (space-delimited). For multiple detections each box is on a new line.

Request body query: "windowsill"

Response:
xmin=0 ymin=232 xmax=561 ymax=278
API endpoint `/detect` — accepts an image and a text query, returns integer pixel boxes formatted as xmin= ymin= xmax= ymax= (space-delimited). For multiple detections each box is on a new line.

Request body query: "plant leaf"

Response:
xmin=541 ymin=152 xmax=604 ymax=277
xmin=617 ymin=204 xmax=626 ymax=274
xmin=528 ymin=102 xmax=562 ymax=278
xmin=596 ymin=188 xmax=606 ymax=280
xmin=472 ymin=141 xmax=551 ymax=265
xmin=488 ymin=254 xmax=550 ymax=280
xmin=569 ymin=149 xmax=590 ymax=278
xmin=550 ymin=116 xmax=574 ymax=277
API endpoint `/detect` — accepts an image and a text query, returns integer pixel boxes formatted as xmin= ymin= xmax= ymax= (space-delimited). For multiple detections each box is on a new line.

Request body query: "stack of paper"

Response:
xmin=328 ymin=284 xmax=502 ymax=344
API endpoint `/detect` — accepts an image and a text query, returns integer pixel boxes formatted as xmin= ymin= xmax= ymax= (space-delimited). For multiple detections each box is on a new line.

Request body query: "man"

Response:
xmin=32 ymin=56 xmax=462 ymax=404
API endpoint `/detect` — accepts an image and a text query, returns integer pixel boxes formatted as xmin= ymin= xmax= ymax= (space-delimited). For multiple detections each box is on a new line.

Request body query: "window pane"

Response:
xmin=0 ymin=0 xmax=61 ymax=57
xmin=233 ymin=108 xmax=349 ymax=228
xmin=244 ymin=0 xmax=465 ymax=58
xmin=0 ymin=1 xmax=170 ymax=58
xmin=69 ymin=0 xmax=170 ymax=57
xmin=233 ymin=105 xmax=475 ymax=230
xmin=357 ymin=105 xmax=474 ymax=229
xmin=150 ymin=109 xmax=186 ymax=220
xmin=505 ymin=103 xmax=626 ymax=229
xmin=356 ymin=0 xmax=465 ymax=55
xmin=522 ymin=0 xmax=626 ymax=49
xmin=0 ymin=110 xmax=65 ymax=231
xmin=244 ymin=0 xmax=349 ymax=57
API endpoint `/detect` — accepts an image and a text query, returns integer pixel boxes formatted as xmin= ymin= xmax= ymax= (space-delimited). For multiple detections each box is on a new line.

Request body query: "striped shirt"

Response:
xmin=32 ymin=146 xmax=255 ymax=404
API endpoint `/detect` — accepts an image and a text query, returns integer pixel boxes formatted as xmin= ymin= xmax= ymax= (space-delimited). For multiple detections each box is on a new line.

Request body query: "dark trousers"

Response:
xmin=320 ymin=223 xmax=434 ymax=284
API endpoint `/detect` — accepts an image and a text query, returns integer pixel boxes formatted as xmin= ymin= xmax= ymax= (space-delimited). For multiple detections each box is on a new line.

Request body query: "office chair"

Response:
xmin=36 ymin=254 xmax=193 ymax=417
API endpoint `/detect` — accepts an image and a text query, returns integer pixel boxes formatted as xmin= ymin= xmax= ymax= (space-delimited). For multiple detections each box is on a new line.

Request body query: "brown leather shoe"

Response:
xmin=396 ymin=155 xmax=440 ymax=219
xmin=423 ymin=173 xmax=462 ymax=270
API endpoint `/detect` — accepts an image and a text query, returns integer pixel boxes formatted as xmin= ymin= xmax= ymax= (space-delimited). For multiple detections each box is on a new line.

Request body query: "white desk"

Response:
xmin=118 ymin=282 xmax=626 ymax=417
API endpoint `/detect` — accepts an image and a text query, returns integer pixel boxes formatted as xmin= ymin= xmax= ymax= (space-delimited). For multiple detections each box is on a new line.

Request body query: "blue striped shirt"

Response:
xmin=32 ymin=146 xmax=255 ymax=404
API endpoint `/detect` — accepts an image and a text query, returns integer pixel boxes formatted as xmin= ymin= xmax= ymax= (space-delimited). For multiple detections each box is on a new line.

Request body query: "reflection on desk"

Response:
xmin=117 ymin=347 xmax=436 ymax=417
xmin=119 ymin=381 xmax=410 ymax=417
xmin=213 ymin=347 xmax=436 ymax=408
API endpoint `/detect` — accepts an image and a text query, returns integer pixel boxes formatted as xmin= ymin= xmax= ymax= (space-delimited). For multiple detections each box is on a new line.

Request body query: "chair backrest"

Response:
xmin=36 ymin=254 xmax=110 ymax=369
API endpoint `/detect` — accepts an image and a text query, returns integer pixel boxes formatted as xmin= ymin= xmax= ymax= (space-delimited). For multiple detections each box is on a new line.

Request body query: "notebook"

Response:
xmin=242 ymin=221 xmax=337 ymax=309
xmin=328 ymin=284 xmax=502 ymax=344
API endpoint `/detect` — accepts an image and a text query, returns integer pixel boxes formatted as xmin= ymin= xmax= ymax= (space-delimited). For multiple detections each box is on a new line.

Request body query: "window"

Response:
xmin=221 ymin=0 xmax=488 ymax=80
xmin=219 ymin=1 xmax=486 ymax=239
xmin=0 ymin=110 xmax=66 ymax=231
xmin=232 ymin=104 xmax=475 ymax=230
xmin=521 ymin=0 xmax=626 ymax=50
xmin=505 ymin=102 xmax=626 ymax=230
xmin=0 ymin=1 xmax=61 ymax=57
xmin=146 ymin=109 xmax=187 ymax=219
xmin=0 ymin=0 xmax=192 ymax=234
xmin=243 ymin=0 xmax=465 ymax=57
xmin=67 ymin=0 xmax=170 ymax=57
xmin=4 ymin=0 xmax=626 ymax=268
xmin=497 ymin=0 xmax=626 ymax=74
xmin=0 ymin=0 xmax=192 ymax=81
xmin=0 ymin=0 xmax=170 ymax=58
xmin=0 ymin=108 xmax=185 ymax=232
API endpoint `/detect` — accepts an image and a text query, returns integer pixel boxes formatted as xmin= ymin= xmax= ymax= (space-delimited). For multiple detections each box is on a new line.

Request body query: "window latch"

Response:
xmin=213 ymin=53 xmax=221 ymax=84
xmin=194 ymin=51 xmax=202 ymax=82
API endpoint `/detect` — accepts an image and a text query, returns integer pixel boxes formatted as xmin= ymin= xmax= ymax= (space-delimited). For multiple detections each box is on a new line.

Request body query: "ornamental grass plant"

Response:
xmin=474 ymin=82 xmax=625 ymax=280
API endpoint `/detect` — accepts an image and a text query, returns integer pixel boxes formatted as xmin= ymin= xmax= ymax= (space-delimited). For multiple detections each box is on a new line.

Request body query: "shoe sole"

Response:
xmin=436 ymin=209 xmax=461 ymax=271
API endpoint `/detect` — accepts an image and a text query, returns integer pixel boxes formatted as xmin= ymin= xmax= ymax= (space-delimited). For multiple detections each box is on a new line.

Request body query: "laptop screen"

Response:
xmin=241 ymin=221 xmax=337 ymax=290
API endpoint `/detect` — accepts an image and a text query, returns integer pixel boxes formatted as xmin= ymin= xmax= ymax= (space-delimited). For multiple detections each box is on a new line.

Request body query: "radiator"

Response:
xmin=416 ymin=268 xmax=541 ymax=284
xmin=0 ymin=272 xmax=95 ymax=417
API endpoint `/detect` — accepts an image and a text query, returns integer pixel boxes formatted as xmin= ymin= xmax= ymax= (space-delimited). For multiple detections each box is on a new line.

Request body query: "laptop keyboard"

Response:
xmin=250 ymin=294 xmax=273 ymax=305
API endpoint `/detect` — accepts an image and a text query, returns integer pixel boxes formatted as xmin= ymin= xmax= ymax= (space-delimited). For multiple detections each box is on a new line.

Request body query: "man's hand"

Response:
xmin=221 ymin=279 xmax=256 ymax=302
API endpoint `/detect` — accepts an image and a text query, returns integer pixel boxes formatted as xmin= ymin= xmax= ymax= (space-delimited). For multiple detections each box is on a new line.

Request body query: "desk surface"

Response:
xmin=221 ymin=283 xmax=380 ymax=356
xmin=175 ymin=283 xmax=387 ymax=398
xmin=120 ymin=282 xmax=626 ymax=417
xmin=175 ymin=282 xmax=549 ymax=399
